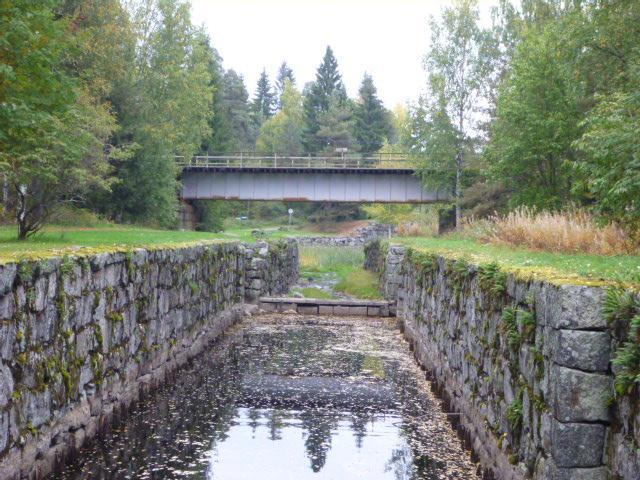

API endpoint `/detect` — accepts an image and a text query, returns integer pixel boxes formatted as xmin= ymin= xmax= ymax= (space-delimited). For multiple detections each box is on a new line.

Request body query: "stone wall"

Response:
xmin=365 ymin=240 xmax=640 ymax=480
xmin=0 ymin=239 xmax=298 ymax=479
xmin=295 ymin=223 xmax=394 ymax=247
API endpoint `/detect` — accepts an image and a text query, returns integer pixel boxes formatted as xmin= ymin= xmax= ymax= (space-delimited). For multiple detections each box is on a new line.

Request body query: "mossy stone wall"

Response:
xmin=0 ymin=239 xmax=298 ymax=479
xmin=366 ymin=241 xmax=640 ymax=480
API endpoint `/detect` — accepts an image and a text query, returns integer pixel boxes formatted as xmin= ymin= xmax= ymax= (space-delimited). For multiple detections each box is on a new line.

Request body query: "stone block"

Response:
xmin=334 ymin=305 xmax=350 ymax=315
xmin=367 ymin=306 xmax=380 ymax=316
xmin=259 ymin=302 xmax=277 ymax=312
xmin=277 ymin=303 xmax=296 ymax=312
xmin=25 ymin=389 xmax=51 ymax=429
xmin=318 ymin=305 xmax=334 ymax=315
xmin=0 ymin=265 xmax=16 ymax=296
xmin=551 ymin=420 xmax=605 ymax=468
xmin=348 ymin=306 xmax=367 ymax=316
xmin=546 ymin=285 xmax=607 ymax=330
xmin=0 ymin=294 xmax=14 ymax=321
xmin=0 ymin=363 xmax=13 ymax=409
xmin=553 ymin=466 xmax=608 ymax=480
xmin=551 ymin=366 xmax=611 ymax=422
xmin=298 ymin=305 xmax=318 ymax=315
xmin=0 ymin=322 xmax=15 ymax=361
xmin=34 ymin=277 xmax=48 ymax=312
xmin=552 ymin=330 xmax=610 ymax=372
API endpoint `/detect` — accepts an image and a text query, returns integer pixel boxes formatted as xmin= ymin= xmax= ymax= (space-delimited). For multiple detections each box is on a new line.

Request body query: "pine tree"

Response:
xmin=303 ymin=46 xmax=346 ymax=153
xmin=354 ymin=74 xmax=390 ymax=154
xmin=252 ymin=69 xmax=275 ymax=120
xmin=275 ymin=61 xmax=295 ymax=109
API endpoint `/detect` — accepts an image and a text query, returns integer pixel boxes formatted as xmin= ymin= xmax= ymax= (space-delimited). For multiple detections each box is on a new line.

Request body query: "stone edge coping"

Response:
xmin=258 ymin=297 xmax=393 ymax=307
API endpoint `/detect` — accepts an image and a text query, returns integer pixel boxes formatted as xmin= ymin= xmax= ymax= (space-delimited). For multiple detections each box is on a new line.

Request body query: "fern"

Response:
xmin=501 ymin=307 xmax=521 ymax=350
xmin=612 ymin=313 xmax=640 ymax=396
xmin=506 ymin=393 xmax=523 ymax=430
xmin=603 ymin=286 xmax=638 ymax=325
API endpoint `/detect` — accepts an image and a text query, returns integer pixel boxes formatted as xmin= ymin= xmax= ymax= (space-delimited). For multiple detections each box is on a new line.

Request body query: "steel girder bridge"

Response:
xmin=178 ymin=153 xmax=448 ymax=204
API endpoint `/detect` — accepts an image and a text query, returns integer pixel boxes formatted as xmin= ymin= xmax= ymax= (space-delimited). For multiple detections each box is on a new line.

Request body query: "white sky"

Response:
xmin=190 ymin=0 xmax=497 ymax=109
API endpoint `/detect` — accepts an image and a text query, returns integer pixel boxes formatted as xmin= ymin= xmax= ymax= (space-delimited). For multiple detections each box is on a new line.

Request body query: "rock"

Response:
xmin=0 ymin=264 xmax=16 ymax=296
xmin=551 ymin=365 xmax=611 ymax=423
xmin=551 ymin=420 xmax=606 ymax=468
xmin=552 ymin=330 xmax=611 ymax=372
xmin=0 ymin=294 xmax=14 ymax=321
xmin=0 ymin=363 xmax=13 ymax=409
xmin=545 ymin=285 xmax=607 ymax=330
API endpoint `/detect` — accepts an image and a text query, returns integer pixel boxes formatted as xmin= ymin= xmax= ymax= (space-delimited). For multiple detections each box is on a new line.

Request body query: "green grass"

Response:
xmin=335 ymin=269 xmax=381 ymax=299
xmin=0 ymin=224 xmax=330 ymax=264
xmin=299 ymin=246 xmax=382 ymax=299
xmin=396 ymin=235 xmax=640 ymax=287
xmin=291 ymin=287 xmax=335 ymax=299
xmin=0 ymin=225 xmax=233 ymax=263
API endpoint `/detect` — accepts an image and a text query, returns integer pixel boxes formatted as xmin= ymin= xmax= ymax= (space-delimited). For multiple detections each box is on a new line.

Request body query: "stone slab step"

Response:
xmin=259 ymin=297 xmax=395 ymax=317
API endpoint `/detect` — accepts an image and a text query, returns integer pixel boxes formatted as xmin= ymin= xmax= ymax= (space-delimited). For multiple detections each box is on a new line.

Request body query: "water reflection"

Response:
xmin=54 ymin=316 xmax=478 ymax=479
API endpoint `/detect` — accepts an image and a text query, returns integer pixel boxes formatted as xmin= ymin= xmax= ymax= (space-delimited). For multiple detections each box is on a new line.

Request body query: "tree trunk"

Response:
xmin=16 ymin=186 xmax=28 ymax=240
xmin=455 ymin=150 xmax=462 ymax=229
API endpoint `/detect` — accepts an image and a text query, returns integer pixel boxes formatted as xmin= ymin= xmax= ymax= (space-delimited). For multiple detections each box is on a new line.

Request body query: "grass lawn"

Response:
xmin=299 ymin=246 xmax=382 ymax=299
xmin=0 ymin=225 xmax=233 ymax=263
xmin=396 ymin=235 xmax=640 ymax=287
xmin=291 ymin=287 xmax=335 ymax=299
xmin=0 ymin=224 xmax=337 ymax=264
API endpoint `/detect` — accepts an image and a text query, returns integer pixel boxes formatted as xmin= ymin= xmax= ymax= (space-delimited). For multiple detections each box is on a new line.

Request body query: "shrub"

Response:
xmin=463 ymin=207 xmax=635 ymax=255
xmin=48 ymin=205 xmax=109 ymax=227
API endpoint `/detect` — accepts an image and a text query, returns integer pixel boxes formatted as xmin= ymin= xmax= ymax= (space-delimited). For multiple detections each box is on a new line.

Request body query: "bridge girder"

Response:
xmin=181 ymin=169 xmax=448 ymax=204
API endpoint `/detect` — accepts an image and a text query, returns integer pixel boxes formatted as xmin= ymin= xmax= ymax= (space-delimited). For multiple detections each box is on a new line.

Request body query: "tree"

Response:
xmin=407 ymin=79 xmax=459 ymax=195
xmin=422 ymin=0 xmax=490 ymax=228
xmin=256 ymin=80 xmax=304 ymax=156
xmin=486 ymin=21 xmax=581 ymax=209
xmin=316 ymin=94 xmax=357 ymax=153
xmin=252 ymin=69 xmax=275 ymax=121
xmin=219 ymin=70 xmax=258 ymax=151
xmin=275 ymin=61 xmax=295 ymax=109
xmin=353 ymin=74 xmax=390 ymax=155
xmin=200 ymin=40 xmax=233 ymax=154
xmin=110 ymin=0 xmax=212 ymax=227
xmin=574 ymin=66 xmax=640 ymax=234
xmin=303 ymin=46 xmax=347 ymax=153
xmin=0 ymin=0 xmax=114 ymax=238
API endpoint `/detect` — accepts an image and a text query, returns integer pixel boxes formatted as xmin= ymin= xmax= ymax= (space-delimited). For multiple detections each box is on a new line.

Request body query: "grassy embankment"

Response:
xmin=395 ymin=235 xmax=640 ymax=287
xmin=296 ymin=246 xmax=381 ymax=299
xmin=0 ymin=224 xmax=325 ymax=264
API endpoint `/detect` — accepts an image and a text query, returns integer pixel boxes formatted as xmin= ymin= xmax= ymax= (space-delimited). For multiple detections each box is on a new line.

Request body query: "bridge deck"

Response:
xmin=178 ymin=154 xmax=448 ymax=203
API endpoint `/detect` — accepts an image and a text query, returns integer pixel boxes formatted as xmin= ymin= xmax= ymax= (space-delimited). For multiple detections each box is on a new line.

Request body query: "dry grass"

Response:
xmin=463 ymin=207 xmax=636 ymax=256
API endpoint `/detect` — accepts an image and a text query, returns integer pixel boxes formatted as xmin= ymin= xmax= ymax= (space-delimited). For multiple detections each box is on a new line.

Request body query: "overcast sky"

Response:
xmin=190 ymin=0 xmax=497 ymax=109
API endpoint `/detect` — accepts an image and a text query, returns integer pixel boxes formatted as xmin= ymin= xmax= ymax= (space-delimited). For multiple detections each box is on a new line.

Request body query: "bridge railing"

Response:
xmin=176 ymin=153 xmax=411 ymax=170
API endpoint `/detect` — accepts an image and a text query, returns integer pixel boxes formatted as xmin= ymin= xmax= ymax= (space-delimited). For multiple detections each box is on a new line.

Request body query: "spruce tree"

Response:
xmin=303 ymin=46 xmax=346 ymax=153
xmin=275 ymin=61 xmax=295 ymax=109
xmin=354 ymin=74 xmax=390 ymax=154
xmin=252 ymin=69 xmax=275 ymax=120
xmin=221 ymin=70 xmax=257 ymax=151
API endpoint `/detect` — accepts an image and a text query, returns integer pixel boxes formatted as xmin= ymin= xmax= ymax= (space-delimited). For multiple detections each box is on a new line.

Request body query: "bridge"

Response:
xmin=178 ymin=154 xmax=449 ymax=203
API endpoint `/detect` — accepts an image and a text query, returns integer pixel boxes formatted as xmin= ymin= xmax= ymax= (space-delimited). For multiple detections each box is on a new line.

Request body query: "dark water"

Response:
xmin=55 ymin=315 xmax=478 ymax=480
